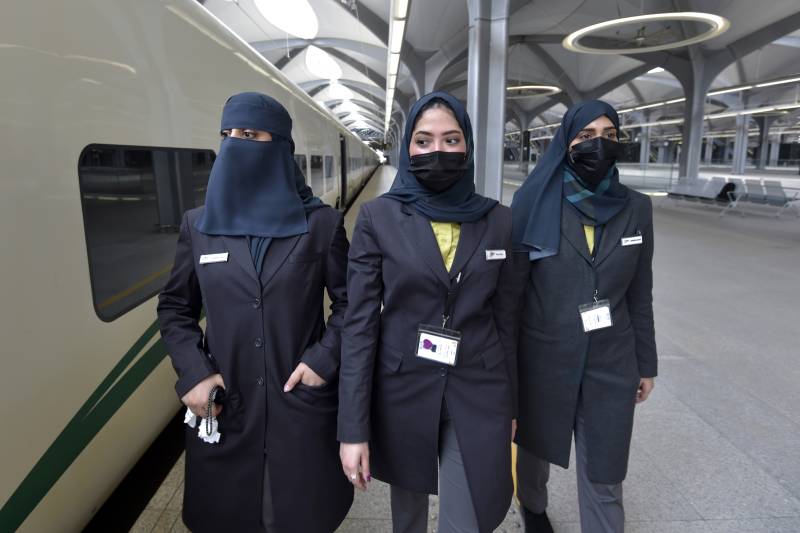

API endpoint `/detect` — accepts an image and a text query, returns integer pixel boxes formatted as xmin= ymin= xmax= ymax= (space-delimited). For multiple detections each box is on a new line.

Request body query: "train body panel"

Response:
xmin=0 ymin=1 xmax=378 ymax=531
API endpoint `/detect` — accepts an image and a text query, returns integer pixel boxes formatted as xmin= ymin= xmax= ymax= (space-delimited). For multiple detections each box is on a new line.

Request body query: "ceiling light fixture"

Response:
xmin=506 ymin=85 xmax=561 ymax=98
xmin=254 ymin=0 xmax=319 ymax=40
xmin=707 ymin=85 xmax=752 ymax=96
xmin=754 ymin=76 xmax=800 ymax=88
xmin=305 ymin=45 xmax=342 ymax=80
xmin=384 ymin=0 xmax=409 ymax=136
xmin=563 ymin=12 xmax=729 ymax=54
xmin=328 ymin=82 xmax=353 ymax=100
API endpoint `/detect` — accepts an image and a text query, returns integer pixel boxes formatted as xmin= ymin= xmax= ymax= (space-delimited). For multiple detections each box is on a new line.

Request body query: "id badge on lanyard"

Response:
xmin=578 ymin=290 xmax=613 ymax=333
xmin=416 ymin=272 xmax=462 ymax=366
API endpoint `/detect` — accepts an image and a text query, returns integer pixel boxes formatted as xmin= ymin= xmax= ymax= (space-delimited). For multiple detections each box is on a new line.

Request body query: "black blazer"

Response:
xmin=515 ymin=191 xmax=657 ymax=484
xmin=157 ymin=206 xmax=352 ymax=533
xmin=338 ymin=197 xmax=521 ymax=533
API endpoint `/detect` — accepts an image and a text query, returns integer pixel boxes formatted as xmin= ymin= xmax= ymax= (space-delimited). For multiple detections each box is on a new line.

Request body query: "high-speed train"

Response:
xmin=0 ymin=1 xmax=379 ymax=531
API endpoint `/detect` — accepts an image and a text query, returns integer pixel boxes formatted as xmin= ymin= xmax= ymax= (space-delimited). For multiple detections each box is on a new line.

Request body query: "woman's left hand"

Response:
xmin=283 ymin=362 xmax=327 ymax=391
xmin=636 ymin=377 xmax=655 ymax=404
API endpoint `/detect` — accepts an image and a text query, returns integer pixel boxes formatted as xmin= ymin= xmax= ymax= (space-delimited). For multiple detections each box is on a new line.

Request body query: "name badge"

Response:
xmin=416 ymin=324 xmax=461 ymax=366
xmin=578 ymin=299 xmax=613 ymax=333
xmin=485 ymin=249 xmax=507 ymax=261
xmin=621 ymin=235 xmax=643 ymax=246
xmin=199 ymin=252 xmax=229 ymax=265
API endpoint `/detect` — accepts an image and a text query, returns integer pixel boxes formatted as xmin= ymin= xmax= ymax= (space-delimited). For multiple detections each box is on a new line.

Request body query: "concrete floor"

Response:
xmin=132 ymin=165 xmax=800 ymax=532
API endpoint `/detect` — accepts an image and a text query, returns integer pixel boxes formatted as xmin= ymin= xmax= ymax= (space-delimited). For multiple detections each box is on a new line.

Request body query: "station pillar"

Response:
xmin=769 ymin=137 xmax=781 ymax=166
xmin=639 ymin=126 xmax=651 ymax=166
xmin=520 ymin=129 xmax=531 ymax=175
xmin=731 ymin=114 xmax=750 ymax=175
xmin=466 ymin=0 xmax=509 ymax=200
xmin=703 ymin=137 xmax=713 ymax=165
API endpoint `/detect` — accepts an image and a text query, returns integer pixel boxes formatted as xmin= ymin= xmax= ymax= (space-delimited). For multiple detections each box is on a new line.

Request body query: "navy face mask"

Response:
xmin=567 ymin=136 xmax=621 ymax=188
xmin=195 ymin=91 xmax=310 ymax=238
xmin=409 ymin=151 xmax=467 ymax=192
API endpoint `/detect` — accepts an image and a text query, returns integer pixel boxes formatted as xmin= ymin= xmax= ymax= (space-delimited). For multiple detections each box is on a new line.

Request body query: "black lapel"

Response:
xmin=560 ymin=202 xmax=593 ymax=266
xmin=594 ymin=203 xmax=633 ymax=267
xmin=221 ymin=235 xmax=259 ymax=282
xmin=448 ymin=216 xmax=487 ymax=277
xmin=260 ymin=234 xmax=302 ymax=291
xmin=399 ymin=206 xmax=451 ymax=288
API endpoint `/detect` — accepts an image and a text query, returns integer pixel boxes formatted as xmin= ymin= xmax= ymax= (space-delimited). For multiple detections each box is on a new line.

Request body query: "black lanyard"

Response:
xmin=441 ymin=272 xmax=462 ymax=329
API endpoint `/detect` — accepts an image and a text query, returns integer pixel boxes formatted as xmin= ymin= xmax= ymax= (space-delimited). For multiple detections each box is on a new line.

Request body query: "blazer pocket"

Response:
xmin=293 ymin=382 xmax=337 ymax=406
xmin=480 ymin=341 xmax=506 ymax=370
xmin=288 ymin=252 xmax=323 ymax=263
xmin=378 ymin=342 xmax=404 ymax=373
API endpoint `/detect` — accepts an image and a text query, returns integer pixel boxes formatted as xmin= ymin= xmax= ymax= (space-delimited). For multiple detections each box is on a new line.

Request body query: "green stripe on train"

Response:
xmin=0 ymin=320 xmax=168 ymax=531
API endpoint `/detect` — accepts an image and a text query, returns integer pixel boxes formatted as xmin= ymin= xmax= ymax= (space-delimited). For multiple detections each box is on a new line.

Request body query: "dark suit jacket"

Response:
xmin=157 ymin=206 xmax=353 ymax=533
xmin=338 ymin=197 xmax=521 ymax=533
xmin=515 ymin=191 xmax=657 ymax=484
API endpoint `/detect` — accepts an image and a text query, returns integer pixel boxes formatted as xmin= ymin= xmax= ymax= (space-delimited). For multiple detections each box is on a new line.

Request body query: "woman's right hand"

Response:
xmin=340 ymin=442 xmax=371 ymax=491
xmin=181 ymin=373 xmax=225 ymax=418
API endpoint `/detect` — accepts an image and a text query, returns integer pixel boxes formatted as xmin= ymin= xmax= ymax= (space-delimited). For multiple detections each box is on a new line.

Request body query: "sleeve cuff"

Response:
xmin=174 ymin=358 xmax=215 ymax=399
xmin=301 ymin=345 xmax=339 ymax=383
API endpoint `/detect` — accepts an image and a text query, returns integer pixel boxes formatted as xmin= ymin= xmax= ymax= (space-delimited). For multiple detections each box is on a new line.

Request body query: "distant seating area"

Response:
xmin=666 ymin=176 xmax=800 ymax=218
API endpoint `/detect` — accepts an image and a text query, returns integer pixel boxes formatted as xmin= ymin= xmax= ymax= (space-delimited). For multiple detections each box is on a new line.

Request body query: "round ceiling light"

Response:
xmin=507 ymin=85 xmax=561 ymax=98
xmin=305 ymin=46 xmax=342 ymax=80
xmin=328 ymin=82 xmax=353 ymax=100
xmin=563 ymin=12 xmax=729 ymax=54
xmin=254 ymin=0 xmax=319 ymax=40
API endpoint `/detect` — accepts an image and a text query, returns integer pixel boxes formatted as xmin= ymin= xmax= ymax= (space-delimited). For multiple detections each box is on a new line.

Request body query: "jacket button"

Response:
xmin=256 ymin=377 xmax=264 ymax=386
xmin=252 ymin=297 xmax=261 ymax=308
xmin=439 ymin=368 xmax=447 ymax=377
xmin=254 ymin=337 xmax=263 ymax=348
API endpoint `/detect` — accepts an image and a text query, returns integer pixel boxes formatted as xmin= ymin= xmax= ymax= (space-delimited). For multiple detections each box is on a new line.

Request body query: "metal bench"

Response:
xmin=720 ymin=178 xmax=799 ymax=218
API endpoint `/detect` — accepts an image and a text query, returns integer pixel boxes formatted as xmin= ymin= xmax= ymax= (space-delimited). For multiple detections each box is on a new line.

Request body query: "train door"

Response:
xmin=339 ymin=134 xmax=347 ymax=209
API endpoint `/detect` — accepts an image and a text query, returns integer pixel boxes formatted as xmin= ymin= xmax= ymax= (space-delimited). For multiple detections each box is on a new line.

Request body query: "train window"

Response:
xmin=324 ymin=155 xmax=334 ymax=193
xmin=78 ymin=144 xmax=215 ymax=322
xmin=309 ymin=155 xmax=324 ymax=195
xmin=294 ymin=154 xmax=307 ymax=176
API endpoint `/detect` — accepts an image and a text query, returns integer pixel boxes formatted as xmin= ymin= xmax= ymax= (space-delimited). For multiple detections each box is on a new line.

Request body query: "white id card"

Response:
xmin=621 ymin=235 xmax=643 ymax=246
xmin=416 ymin=324 xmax=461 ymax=366
xmin=578 ymin=299 xmax=613 ymax=332
xmin=199 ymin=252 xmax=229 ymax=264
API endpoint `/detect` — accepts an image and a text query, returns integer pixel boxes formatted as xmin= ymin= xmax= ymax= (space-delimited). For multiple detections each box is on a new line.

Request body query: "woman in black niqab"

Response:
xmin=158 ymin=92 xmax=353 ymax=533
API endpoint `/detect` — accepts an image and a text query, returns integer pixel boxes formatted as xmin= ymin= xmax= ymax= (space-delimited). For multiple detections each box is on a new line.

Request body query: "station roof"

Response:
xmin=200 ymin=0 xmax=800 ymax=144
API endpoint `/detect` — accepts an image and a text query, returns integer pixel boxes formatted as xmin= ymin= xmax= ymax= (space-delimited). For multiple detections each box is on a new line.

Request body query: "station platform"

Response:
xmin=131 ymin=165 xmax=800 ymax=532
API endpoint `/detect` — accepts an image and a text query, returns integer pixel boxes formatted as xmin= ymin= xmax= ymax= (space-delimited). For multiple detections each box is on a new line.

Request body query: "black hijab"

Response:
xmin=195 ymin=92 xmax=324 ymax=272
xmin=381 ymin=91 xmax=497 ymax=222
xmin=511 ymin=100 xmax=629 ymax=261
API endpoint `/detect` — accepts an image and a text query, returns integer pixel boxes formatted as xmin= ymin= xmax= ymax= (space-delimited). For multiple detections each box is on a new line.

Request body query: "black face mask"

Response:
xmin=567 ymin=136 xmax=621 ymax=189
xmin=409 ymin=151 xmax=467 ymax=192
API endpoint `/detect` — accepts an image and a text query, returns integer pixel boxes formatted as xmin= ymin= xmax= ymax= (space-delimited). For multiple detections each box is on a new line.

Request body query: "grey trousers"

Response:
xmin=390 ymin=413 xmax=481 ymax=533
xmin=262 ymin=456 xmax=277 ymax=533
xmin=517 ymin=409 xmax=624 ymax=533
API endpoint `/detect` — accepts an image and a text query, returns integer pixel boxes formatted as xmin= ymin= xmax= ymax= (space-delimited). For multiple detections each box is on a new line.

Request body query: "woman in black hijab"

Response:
xmin=158 ymin=92 xmax=352 ymax=533
xmin=511 ymin=100 xmax=657 ymax=533
xmin=338 ymin=91 xmax=521 ymax=533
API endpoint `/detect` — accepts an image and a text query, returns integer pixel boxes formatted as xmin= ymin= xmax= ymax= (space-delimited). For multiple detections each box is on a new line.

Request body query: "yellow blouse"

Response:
xmin=430 ymin=221 xmax=461 ymax=271
xmin=583 ymin=224 xmax=595 ymax=255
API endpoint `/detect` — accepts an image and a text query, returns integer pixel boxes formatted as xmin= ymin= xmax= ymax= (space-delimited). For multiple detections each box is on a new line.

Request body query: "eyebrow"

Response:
xmin=413 ymin=130 xmax=463 ymax=136
xmin=578 ymin=127 xmax=617 ymax=134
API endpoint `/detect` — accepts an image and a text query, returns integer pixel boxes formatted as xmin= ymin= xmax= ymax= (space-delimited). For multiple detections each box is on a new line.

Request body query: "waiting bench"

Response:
xmin=667 ymin=177 xmax=799 ymax=218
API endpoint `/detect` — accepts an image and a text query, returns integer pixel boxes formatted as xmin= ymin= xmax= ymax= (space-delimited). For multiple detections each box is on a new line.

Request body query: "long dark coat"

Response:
xmin=157 ymin=206 xmax=353 ymax=533
xmin=338 ymin=198 xmax=520 ymax=533
xmin=515 ymin=190 xmax=657 ymax=484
